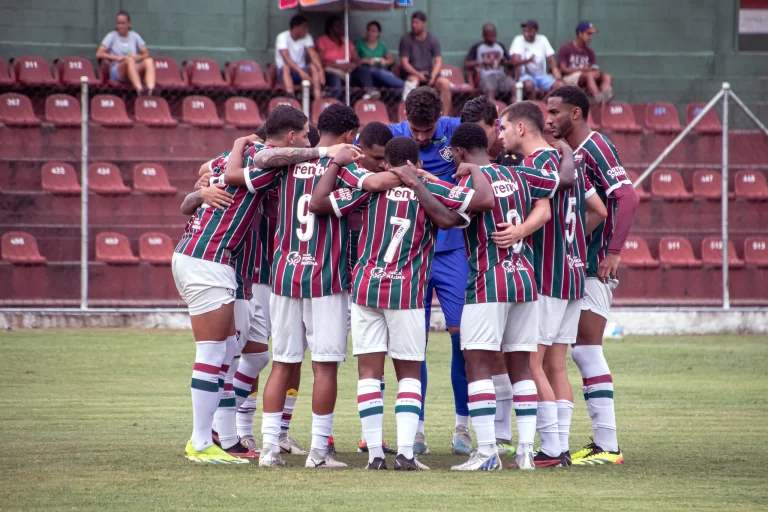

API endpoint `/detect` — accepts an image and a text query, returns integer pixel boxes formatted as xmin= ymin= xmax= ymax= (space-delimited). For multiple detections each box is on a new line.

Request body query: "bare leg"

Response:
xmin=309 ymin=66 xmax=323 ymax=100
xmin=282 ymin=66 xmax=296 ymax=97
xmin=138 ymin=57 xmax=155 ymax=94
xmin=117 ymin=59 xmax=143 ymax=93
xmin=543 ymin=344 xmax=572 ymax=402
xmin=523 ymin=79 xmax=535 ymax=100
xmin=435 ymin=77 xmax=453 ymax=116
xmin=578 ymin=71 xmax=600 ymax=99
xmin=311 ymin=361 xmax=338 ymax=416
xmin=531 ymin=345 xmax=554 ymax=401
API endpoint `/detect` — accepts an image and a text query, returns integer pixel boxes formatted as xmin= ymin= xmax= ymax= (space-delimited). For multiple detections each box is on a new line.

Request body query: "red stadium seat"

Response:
xmin=701 ymin=237 xmax=743 ymax=268
xmin=587 ymin=109 xmax=601 ymax=131
xmin=651 ymin=169 xmax=691 ymax=200
xmin=95 ymin=232 xmax=139 ymax=264
xmin=734 ymin=171 xmax=768 ymax=199
xmin=90 ymin=94 xmax=132 ymax=127
xmin=311 ymin=98 xmax=341 ymax=124
xmin=41 ymin=162 xmax=81 ymax=195
xmin=645 ymin=103 xmax=681 ymax=133
xmin=354 ymin=99 xmax=389 ymax=125
xmin=397 ymin=101 xmax=407 ymax=122
xmin=185 ymin=58 xmax=227 ymax=89
xmin=692 ymin=170 xmax=726 ymax=200
xmin=0 ymin=59 xmax=13 ymax=86
xmin=626 ymin=171 xmax=650 ymax=200
xmin=600 ymin=102 xmax=641 ymax=132
xmin=152 ymin=56 xmax=187 ymax=89
xmin=659 ymin=237 xmax=701 ymax=267
xmin=268 ymin=96 xmax=302 ymax=114
xmin=134 ymin=96 xmax=178 ymax=127
xmin=132 ymin=163 xmax=177 ymax=195
xmin=44 ymin=94 xmax=81 ymax=127
xmin=0 ymin=93 xmax=41 ymax=126
xmin=744 ymin=238 xmax=768 ymax=267
xmin=225 ymin=97 xmax=263 ymax=128
xmin=88 ymin=162 xmax=130 ymax=195
xmin=439 ymin=65 xmax=473 ymax=92
xmin=686 ymin=103 xmax=721 ymax=134
xmin=139 ymin=232 xmax=174 ymax=264
xmin=182 ymin=96 xmax=223 ymax=127
xmin=1 ymin=232 xmax=47 ymax=265
xmin=226 ymin=60 xmax=269 ymax=90
xmin=10 ymin=56 xmax=56 ymax=86
xmin=621 ymin=236 xmax=659 ymax=268
xmin=53 ymin=57 xmax=98 ymax=87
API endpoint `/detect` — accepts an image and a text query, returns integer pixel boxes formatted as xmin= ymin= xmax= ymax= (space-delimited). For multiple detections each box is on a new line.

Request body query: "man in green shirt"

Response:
xmin=355 ymin=21 xmax=404 ymax=99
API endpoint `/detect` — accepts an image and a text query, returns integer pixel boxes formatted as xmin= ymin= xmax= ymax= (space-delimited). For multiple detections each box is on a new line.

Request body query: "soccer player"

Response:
xmin=546 ymin=85 xmax=639 ymax=465
xmin=500 ymin=101 xmax=607 ymax=467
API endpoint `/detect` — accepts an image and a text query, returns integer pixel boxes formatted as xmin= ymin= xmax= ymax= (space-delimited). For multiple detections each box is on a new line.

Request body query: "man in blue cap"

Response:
xmin=558 ymin=21 xmax=613 ymax=103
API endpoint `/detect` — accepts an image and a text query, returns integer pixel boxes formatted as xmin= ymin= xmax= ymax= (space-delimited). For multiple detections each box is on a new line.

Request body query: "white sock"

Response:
xmin=468 ymin=379 xmax=497 ymax=457
xmin=213 ymin=336 xmax=239 ymax=449
xmin=362 ymin=377 xmax=386 ymax=442
xmin=395 ymin=378 xmax=421 ymax=459
xmin=358 ymin=378 xmax=384 ymax=462
xmin=281 ymin=389 xmax=298 ymax=436
xmin=190 ymin=341 xmax=226 ymax=451
xmin=492 ymin=373 xmax=514 ymax=442
xmin=311 ymin=413 xmax=334 ymax=458
xmin=537 ymin=401 xmax=560 ymax=457
xmin=455 ymin=414 xmax=470 ymax=429
xmin=572 ymin=345 xmax=618 ymax=452
xmin=261 ymin=411 xmax=282 ymax=453
xmin=512 ymin=380 xmax=538 ymax=450
xmin=417 ymin=419 xmax=425 ymax=435
xmin=234 ymin=351 xmax=269 ymax=438
xmin=556 ymin=399 xmax=574 ymax=453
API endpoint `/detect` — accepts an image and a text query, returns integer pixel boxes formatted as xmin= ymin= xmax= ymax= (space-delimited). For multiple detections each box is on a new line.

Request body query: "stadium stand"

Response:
xmin=440 ymin=64 xmax=474 ymax=93
xmin=267 ymin=96 xmax=301 ymax=114
xmin=701 ymin=238 xmax=743 ymax=267
xmin=134 ymin=97 xmax=178 ymax=127
xmin=659 ymin=237 xmax=702 ymax=267
xmin=185 ymin=58 xmax=228 ymax=89
xmin=692 ymin=170 xmax=729 ymax=200
xmin=91 ymin=95 xmax=133 ymax=127
xmin=10 ymin=56 xmax=57 ymax=86
xmin=181 ymin=95 xmax=224 ymax=127
xmin=354 ymin=99 xmax=389 ymax=125
xmin=645 ymin=103 xmax=682 ymax=133
xmin=150 ymin=56 xmax=187 ymax=89
xmin=0 ymin=93 xmax=41 ymax=126
xmin=0 ymin=58 xmax=13 ymax=86
xmin=95 ymin=232 xmax=139 ymax=264
xmin=734 ymin=171 xmax=768 ymax=199
xmin=587 ymin=109 xmax=601 ymax=131
xmin=626 ymin=171 xmax=650 ymax=200
xmin=139 ymin=232 xmax=174 ymax=264
xmin=88 ymin=162 xmax=131 ymax=195
xmin=600 ymin=102 xmax=642 ymax=132
xmin=744 ymin=238 xmax=768 ymax=267
xmin=44 ymin=94 xmax=81 ymax=127
xmin=686 ymin=103 xmax=721 ymax=134
xmin=492 ymin=99 xmax=507 ymax=115
xmin=1 ymin=232 xmax=47 ymax=265
xmin=53 ymin=57 xmax=99 ymax=87
xmin=621 ymin=236 xmax=659 ymax=267
xmin=132 ymin=163 xmax=177 ymax=195
xmin=397 ymin=101 xmax=407 ymax=122
xmin=311 ymin=98 xmax=341 ymax=124
xmin=651 ymin=170 xmax=691 ymax=200
xmin=41 ymin=162 xmax=81 ymax=195
xmin=224 ymin=97 xmax=263 ymax=128
xmin=226 ymin=60 xmax=270 ymax=90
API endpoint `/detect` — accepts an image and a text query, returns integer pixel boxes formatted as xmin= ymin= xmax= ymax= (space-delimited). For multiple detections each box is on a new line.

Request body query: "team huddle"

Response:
xmin=171 ymin=85 xmax=639 ymax=471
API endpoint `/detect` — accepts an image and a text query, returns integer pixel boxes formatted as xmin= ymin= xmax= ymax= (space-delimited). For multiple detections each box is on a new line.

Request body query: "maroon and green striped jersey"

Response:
xmin=331 ymin=170 xmax=474 ymax=309
xmin=253 ymin=192 xmax=278 ymax=286
xmin=459 ymin=164 xmax=559 ymax=304
xmin=575 ymin=132 xmax=633 ymax=278
xmin=523 ymin=148 xmax=594 ymax=300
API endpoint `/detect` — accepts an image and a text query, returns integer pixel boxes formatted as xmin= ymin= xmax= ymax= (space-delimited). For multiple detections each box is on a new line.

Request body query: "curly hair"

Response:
xmin=384 ymin=136 xmax=421 ymax=167
xmin=405 ymin=86 xmax=442 ymax=126
xmin=358 ymin=122 xmax=393 ymax=149
xmin=265 ymin=105 xmax=308 ymax=139
xmin=460 ymin=95 xmax=498 ymax=126
xmin=500 ymin=101 xmax=545 ymax=134
xmin=449 ymin=122 xmax=488 ymax=152
xmin=549 ymin=85 xmax=590 ymax=120
xmin=308 ymin=123 xmax=320 ymax=147
xmin=317 ymin=103 xmax=360 ymax=137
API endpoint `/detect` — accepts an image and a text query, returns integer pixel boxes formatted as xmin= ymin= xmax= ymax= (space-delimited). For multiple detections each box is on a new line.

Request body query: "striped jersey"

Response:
xmin=523 ymin=148 xmax=594 ymax=300
xmin=332 ymin=169 xmax=474 ymax=309
xmin=268 ymin=159 xmax=369 ymax=298
xmin=253 ymin=191 xmax=279 ymax=285
xmin=459 ymin=164 xmax=559 ymax=304
xmin=575 ymin=132 xmax=633 ymax=278
xmin=232 ymin=224 xmax=256 ymax=300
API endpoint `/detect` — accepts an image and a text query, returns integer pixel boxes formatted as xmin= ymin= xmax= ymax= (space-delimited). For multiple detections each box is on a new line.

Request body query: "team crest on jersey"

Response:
xmin=386 ymin=186 xmax=418 ymax=202
xmin=370 ymin=267 xmax=405 ymax=280
xmin=492 ymin=179 xmax=519 ymax=197
xmin=439 ymin=146 xmax=453 ymax=162
xmin=502 ymin=258 xmax=528 ymax=273
xmin=293 ymin=163 xmax=323 ymax=179
xmin=287 ymin=251 xmax=318 ymax=266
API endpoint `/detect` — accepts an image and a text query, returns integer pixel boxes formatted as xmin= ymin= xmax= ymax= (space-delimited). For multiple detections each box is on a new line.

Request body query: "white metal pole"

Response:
xmin=721 ymin=82 xmax=730 ymax=310
xmin=344 ymin=0 xmax=350 ymax=106
xmin=80 ymin=76 xmax=89 ymax=310
xmin=515 ymin=81 xmax=523 ymax=103
xmin=301 ymin=79 xmax=311 ymax=118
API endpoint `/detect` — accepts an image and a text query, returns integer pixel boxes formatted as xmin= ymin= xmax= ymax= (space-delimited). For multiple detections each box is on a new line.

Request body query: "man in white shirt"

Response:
xmin=509 ymin=19 xmax=563 ymax=99
xmin=275 ymin=15 xmax=324 ymax=100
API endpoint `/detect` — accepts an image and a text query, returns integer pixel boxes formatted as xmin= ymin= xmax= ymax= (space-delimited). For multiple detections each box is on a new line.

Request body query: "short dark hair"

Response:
xmin=116 ymin=9 xmax=130 ymax=21
xmin=254 ymin=124 xmax=267 ymax=141
xmin=549 ymin=85 xmax=590 ymax=119
xmin=317 ymin=103 xmax=360 ymax=137
xmin=358 ymin=122 xmax=393 ymax=149
xmin=325 ymin=16 xmax=341 ymax=36
xmin=265 ymin=105 xmax=308 ymax=139
xmin=290 ymin=14 xmax=307 ymax=29
xmin=308 ymin=123 xmax=320 ymax=147
xmin=367 ymin=20 xmax=382 ymax=32
xmin=500 ymin=101 xmax=545 ymax=134
xmin=385 ymin=137 xmax=420 ymax=167
xmin=461 ymin=95 xmax=498 ymax=126
xmin=405 ymin=87 xmax=441 ymax=125
xmin=450 ymin=122 xmax=488 ymax=152
xmin=412 ymin=11 xmax=427 ymax=22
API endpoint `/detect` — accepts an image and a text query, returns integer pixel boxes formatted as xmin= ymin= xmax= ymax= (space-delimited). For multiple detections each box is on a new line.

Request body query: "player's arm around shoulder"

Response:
xmin=309 ymin=147 xmax=365 ymax=215
xmin=458 ymin=163 xmax=495 ymax=212
xmin=550 ymin=140 xmax=576 ymax=190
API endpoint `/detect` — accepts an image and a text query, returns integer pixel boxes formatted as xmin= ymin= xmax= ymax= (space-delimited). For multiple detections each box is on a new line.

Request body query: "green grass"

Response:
xmin=1 ymin=330 xmax=767 ymax=511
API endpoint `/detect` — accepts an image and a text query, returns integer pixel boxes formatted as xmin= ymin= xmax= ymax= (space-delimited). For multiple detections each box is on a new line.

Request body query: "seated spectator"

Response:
xmin=354 ymin=21 xmax=404 ymax=100
xmin=509 ymin=19 xmax=562 ymax=99
xmin=558 ymin=21 xmax=613 ymax=103
xmin=275 ymin=15 xmax=324 ymax=100
xmin=317 ymin=16 xmax=361 ymax=100
xmin=464 ymin=24 xmax=514 ymax=101
xmin=398 ymin=11 xmax=452 ymax=115
xmin=96 ymin=10 xmax=155 ymax=95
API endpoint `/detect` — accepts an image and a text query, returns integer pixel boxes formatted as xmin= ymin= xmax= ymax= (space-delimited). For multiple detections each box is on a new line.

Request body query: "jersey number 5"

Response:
xmin=383 ymin=216 xmax=412 ymax=263
xmin=296 ymin=194 xmax=315 ymax=242
xmin=565 ymin=197 xmax=577 ymax=245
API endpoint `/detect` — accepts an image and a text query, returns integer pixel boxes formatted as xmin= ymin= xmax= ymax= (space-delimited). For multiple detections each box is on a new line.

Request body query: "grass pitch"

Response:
xmin=0 ymin=330 xmax=767 ymax=511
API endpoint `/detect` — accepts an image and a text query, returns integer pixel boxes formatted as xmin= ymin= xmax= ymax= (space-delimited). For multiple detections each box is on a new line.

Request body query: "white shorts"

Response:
xmin=537 ymin=295 xmax=580 ymax=346
xmin=270 ymin=292 xmax=348 ymax=363
xmin=171 ymin=253 xmax=236 ymax=316
xmin=563 ymin=71 xmax=582 ymax=86
xmin=351 ymin=304 xmax=426 ymax=361
xmin=251 ymin=283 xmax=272 ymax=337
xmin=461 ymin=301 xmax=538 ymax=353
xmin=580 ymin=277 xmax=618 ymax=320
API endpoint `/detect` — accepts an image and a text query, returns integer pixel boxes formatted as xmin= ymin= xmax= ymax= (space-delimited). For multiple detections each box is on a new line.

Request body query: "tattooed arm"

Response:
xmin=249 ymin=143 xmax=358 ymax=170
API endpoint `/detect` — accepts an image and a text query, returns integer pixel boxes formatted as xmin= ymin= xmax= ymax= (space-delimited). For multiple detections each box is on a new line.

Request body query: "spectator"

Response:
xmin=509 ymin=19 xmax=562 ymax=99
xmin=398 ymin=11 xmax=452 ymax=115
xmin=354 ymin=21 xmax=404 ymax=100
xmin=316 ymin=16 xmax=363 ymax=100
xmin=464 ymin=24 xmax=515 ymax=101
xmin=275 ymin=15 xmax=324 ymax=100
xmin=96 ymin=10 xmax=155 ymax=95
xmin=558 ymin=21 xmax=613 ymax=103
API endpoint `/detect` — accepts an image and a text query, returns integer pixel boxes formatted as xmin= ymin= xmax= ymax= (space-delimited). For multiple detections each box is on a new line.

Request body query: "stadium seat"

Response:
xmin=311 ymin=98 xmax=341 ymax=124
xmin=132 ymin=163 xmax=177 ymax=195
xmin=744 ymin=238 xmax=768 ymax=267
xmin=0 ymin=58 xmax=13 ymax=86
xmin=0 ymin=93 xmax=41 ymax=126
xmin=397 ymin=101 xmax=407 ymax=122
xmin=621 ymin=236 xmax=659 ymax=268
xmin=134 ymin=96 xmax=178 ymax=127
xmin=354 ymin=99 xmax=389 ymax=125
xmin=225 ymin=97 xmax=263 ymax=128
xmin=139 ymin=232 xmax=174 ymax=264
xmin=53 ymin=57 xmax=99 ymax=87
xmin=185 ymin=58 xmax=228 ymax=89
xmin=645 ymin=102 xmax=681 ymax=132
xmin=10 ymin=56 xmax=57 ymax=86
xmin=659 ymin=237 xmax=701 ymax=267
xmin=686 ymin=103 xmax=721 ymax=134
xmin=182 ymin=96 xmax=224 ymax=127
xmin=44 ymin=94 xmax=81 ymax=127
xmin=268 ymin=96 xmax=302 ymax=114
xmin=600 ymin=102 xmax=641 ymax=132
xmin=95 ymin=232 xmax=139 ymax=264
xmin=88 ymin=162 xmax=130 ymax=195
xmin=692 ymin=170 xmax=728 ymax=200
xmin=734 ymin=171 xmax=768 ymax=199
xmin=439 ymin=65 xmax=473 ymax=92
xmin=533 ymin=100 xmax=548 ymax=119
xmin=651 ymin=169 xmax=691 ymax=200
xmin=41 ymin=162 xmax=81 ymax=195
xmin=90 ymin=94 xmax=132 ymax=127
xmin=1 ymin=232 xmax=47 ymax=265
xmin=225 ymin=60 xmax=269 ymax=90
xmin=701 ymin=237 xmax=744 ymax=268
xmin=626 ymin=170 xmax=650 ymax=200
xmin=587 ymin=109 xmax=601 ymax=131
xmin=152 ymin=56 xmax=187 ymax=89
